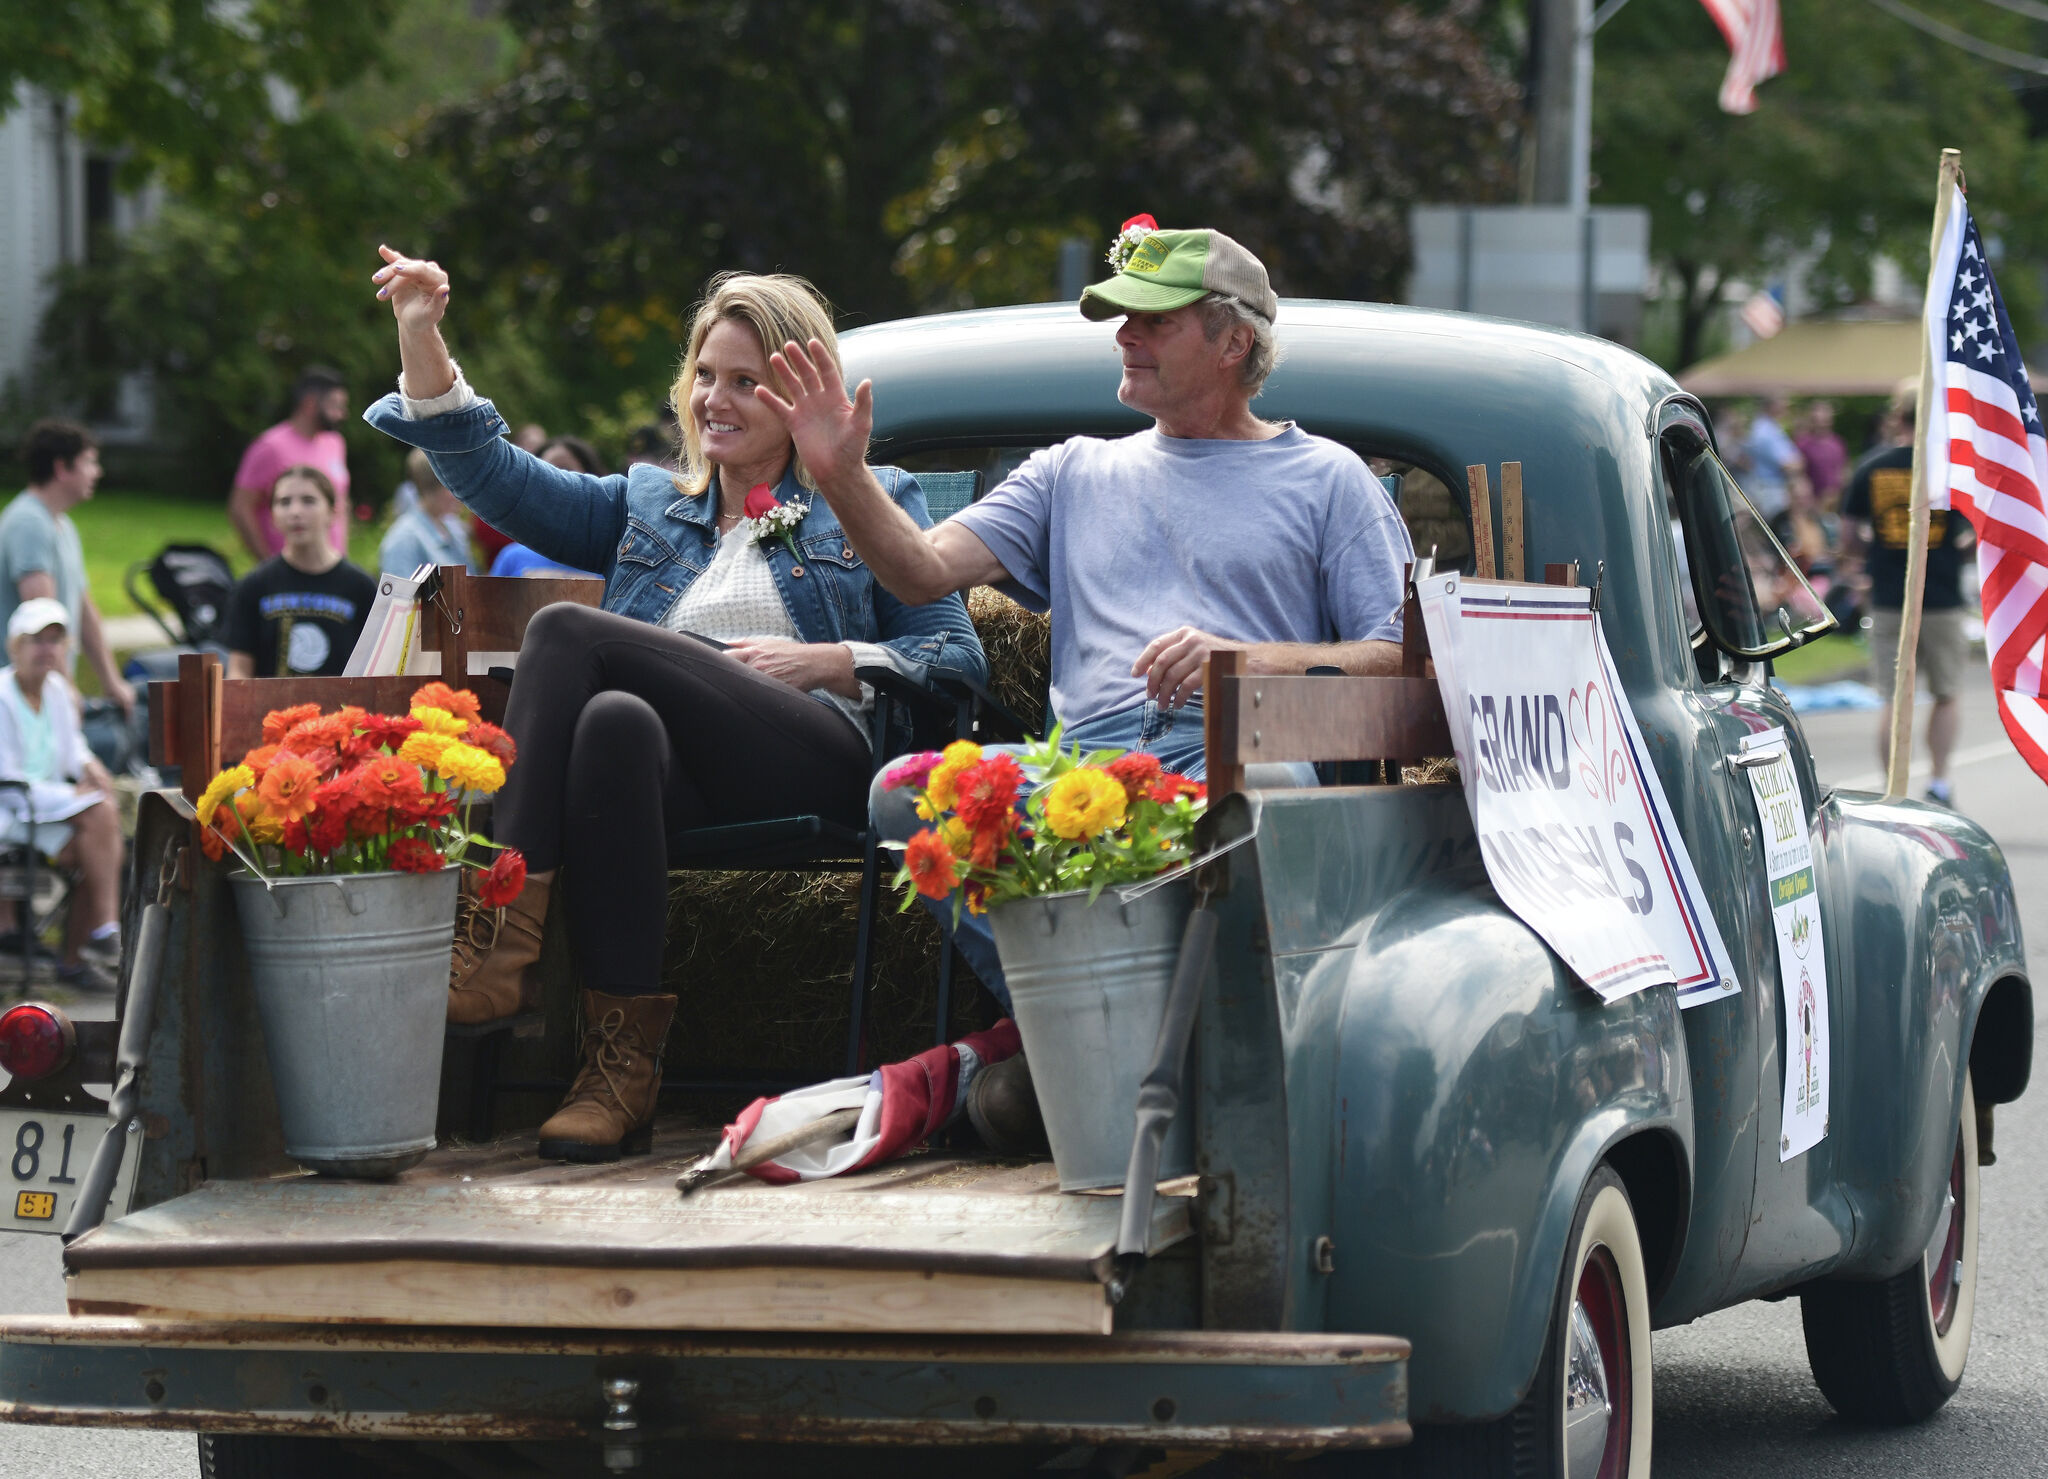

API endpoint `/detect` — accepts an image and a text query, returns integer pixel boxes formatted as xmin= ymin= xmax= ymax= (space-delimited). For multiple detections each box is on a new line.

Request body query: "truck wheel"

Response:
xmin=197 ymin=1434 xmax=374 ymax=1478
xmin=1800 ymin=1069 xmax=1980 ymax=1424
xmin=1371 ymin=1164 xmax=1652 ymax=1479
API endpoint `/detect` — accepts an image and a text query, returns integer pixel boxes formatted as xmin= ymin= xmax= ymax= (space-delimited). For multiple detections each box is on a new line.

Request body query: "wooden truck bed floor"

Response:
xmin=62 ymin=1118 xmax=1192 ymax=1337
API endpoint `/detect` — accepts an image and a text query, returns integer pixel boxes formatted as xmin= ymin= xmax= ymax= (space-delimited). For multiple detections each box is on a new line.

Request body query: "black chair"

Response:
xmin=0 ymin=781 xmax=80 ymax=1000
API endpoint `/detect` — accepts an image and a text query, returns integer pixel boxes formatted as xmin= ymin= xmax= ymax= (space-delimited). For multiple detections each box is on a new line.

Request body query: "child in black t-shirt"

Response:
xmin=224 ymin=466 xmax=377 ymax=677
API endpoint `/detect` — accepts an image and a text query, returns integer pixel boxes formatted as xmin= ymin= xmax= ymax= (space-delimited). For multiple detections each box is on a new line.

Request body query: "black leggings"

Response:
xmin=493 ymin=603 xmax=871 ymax=994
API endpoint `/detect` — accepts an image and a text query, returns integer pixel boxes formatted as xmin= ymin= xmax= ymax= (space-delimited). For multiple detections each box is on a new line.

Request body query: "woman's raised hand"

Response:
xmin=372 ymin=245 xmax=451 ymax=332
xmin=756 ymin=339 xmax=874 ymax=493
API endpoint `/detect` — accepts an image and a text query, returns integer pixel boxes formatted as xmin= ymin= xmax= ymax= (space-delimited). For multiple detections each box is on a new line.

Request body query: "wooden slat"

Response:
xmin=1544 ymin=562 xmax=1579 ymax=587
xmin=174 ymin=651 xmax=221 ymax=802
xmin=1210 ymin=673 xmax=1452 ymax=769
xmin=418 ymin=570 xmax=602 ymax=657
xmin=1500 ymin=461 xmax=1524 ymax=582
xmin=1466 ymin=464 xmax=1496 ymax=580
xmin=69 ymin=1260 xmax=1114 ymax=1336
xmin=1203 ymin=649 xmax=1247 ymax=801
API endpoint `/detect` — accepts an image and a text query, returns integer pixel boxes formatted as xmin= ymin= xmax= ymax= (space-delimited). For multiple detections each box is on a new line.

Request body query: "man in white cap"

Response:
xmin=756 ymin=218 xmax=1412 ymax=1141
xmin=0 ymin=596 xmax=125 ymax=991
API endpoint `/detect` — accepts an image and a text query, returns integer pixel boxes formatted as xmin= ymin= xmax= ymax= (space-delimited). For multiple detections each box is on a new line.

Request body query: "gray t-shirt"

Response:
xmin=0 ymin=492 xmax=85 ymax=657
xmin=953 ymin=425 xmax=1413 ymax=726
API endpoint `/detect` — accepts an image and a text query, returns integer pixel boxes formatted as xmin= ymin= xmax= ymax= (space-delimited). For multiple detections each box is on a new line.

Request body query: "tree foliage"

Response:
xmin=1594 ymin=0 xmax=2048 ymax=370
xmin=427 ymin=0 xmax=1521 ymax=415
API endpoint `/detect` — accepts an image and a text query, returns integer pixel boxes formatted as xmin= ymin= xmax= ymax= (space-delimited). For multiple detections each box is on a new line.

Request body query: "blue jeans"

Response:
xmin=870 ymin=700 xmax=1310 ymax=1012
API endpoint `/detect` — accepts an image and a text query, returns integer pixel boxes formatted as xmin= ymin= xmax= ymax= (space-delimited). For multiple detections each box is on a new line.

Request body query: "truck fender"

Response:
xmin=1819 ymin=795 xmax=2030 ymax=1280
xmin=1326 ymin=866 xmax=1693 ymax=1424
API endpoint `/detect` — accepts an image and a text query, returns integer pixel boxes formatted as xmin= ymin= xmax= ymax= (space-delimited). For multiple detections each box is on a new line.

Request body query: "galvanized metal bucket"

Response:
xmin=229 ymin=868 xmax=459 ymax=1178
xmin=988 ymin=875 xmax=1197 ymax=1191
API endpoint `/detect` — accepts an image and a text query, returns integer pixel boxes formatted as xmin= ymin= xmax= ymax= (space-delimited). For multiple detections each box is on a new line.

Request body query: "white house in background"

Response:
xmin=0 ymin=83 xmax=154 ymax=440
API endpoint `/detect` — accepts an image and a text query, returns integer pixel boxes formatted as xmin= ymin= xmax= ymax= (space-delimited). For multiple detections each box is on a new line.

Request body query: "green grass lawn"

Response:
xmin=1773 ymin=631 xmax=1872 ymax=686
xmin=71 ymin=490 xmax=384 ymax=620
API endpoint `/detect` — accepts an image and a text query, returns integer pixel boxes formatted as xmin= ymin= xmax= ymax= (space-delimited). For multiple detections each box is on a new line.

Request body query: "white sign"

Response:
xmin=1742 ymin=728 xmax=1830 ymax=1160
xmin=1419 ymin=574 xmax=1738 ymax=1007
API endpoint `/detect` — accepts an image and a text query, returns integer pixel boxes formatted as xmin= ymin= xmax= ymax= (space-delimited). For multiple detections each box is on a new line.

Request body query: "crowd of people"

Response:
xmin=1710 ymin=390 xmax=1972 ymax=806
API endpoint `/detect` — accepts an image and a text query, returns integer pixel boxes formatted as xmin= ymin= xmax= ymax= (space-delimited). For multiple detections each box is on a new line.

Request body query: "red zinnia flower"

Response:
xmin=969 ymin=817 xmax=1012 ymax=870
xmin=954 ymin=753 xmax=1024 ymax=833
xmin=903 ymin=829 xmax=960 ymax=900
xmin=388 ymin=837 xmax=445 ymax=873
xmin=465 ymin=719 xmax=517 ymax=769
xmin=1107 ymin=752 xmax=1163 ymax=804
xmin=358 ymin=714 xmax=422 ymax=752
xmin=282 ymin=819 xmax=310 ymax=853
xmin=742 ymin=482 xmax=779 ymax=519
xmin=307 ymin=809 xmax=349 ymax=853
xmin=475 ymin=850 xmax=528 ymax=908
xmin=1149 ymin=773 xmax=1206 ymax=804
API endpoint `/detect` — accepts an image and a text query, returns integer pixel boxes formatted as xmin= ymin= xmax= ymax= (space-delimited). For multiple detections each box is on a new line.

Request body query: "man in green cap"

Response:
xmin=752 ymin=215 xmax=1412 ymax=1027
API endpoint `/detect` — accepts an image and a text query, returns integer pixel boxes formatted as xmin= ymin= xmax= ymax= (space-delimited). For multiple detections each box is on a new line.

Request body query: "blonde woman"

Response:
xmin=365 ymin=249 xmax=987 ymax=1163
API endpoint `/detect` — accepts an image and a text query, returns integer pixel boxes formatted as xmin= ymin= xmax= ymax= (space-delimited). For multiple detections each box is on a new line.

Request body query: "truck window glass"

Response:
xmin=1665 ymin=433 xmax=1833 ymax=661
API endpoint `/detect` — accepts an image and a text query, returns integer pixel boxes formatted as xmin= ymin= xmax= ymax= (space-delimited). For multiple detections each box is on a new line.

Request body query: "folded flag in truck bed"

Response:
xmin=703 ymin=1020 xmax=1022 ymax=1184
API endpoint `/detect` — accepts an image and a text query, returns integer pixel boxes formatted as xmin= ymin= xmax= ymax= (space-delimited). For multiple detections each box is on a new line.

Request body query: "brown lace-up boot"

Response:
xmin=446 ymin=867 xmax=556 ymax=1026
xmin=536 ymin=990 xmax=677 ymax=1162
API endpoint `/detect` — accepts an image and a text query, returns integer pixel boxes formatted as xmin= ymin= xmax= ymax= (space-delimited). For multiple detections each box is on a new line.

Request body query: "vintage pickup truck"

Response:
xmin=0 ymin=301 xmax=2030 ymax=1479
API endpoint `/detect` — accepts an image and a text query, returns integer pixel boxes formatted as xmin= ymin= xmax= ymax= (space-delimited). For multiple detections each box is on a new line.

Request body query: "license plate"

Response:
xmin=1 ymin=1107 xmax=141 ymax=1236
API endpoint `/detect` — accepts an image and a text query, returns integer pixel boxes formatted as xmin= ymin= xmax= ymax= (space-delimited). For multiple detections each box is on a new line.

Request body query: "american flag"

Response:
xmin=1740 ymin=285 xmax=1784 ymax=340
xmin=1920 ymin=189 xmax=2048 ymax=783
xmin=1699 ymin=0 xmax=1784 ymax=114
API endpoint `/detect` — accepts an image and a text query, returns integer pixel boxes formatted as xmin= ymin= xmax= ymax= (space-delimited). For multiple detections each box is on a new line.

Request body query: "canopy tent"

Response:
xmin=1679 ymin=316 xmax=2048 ymax=397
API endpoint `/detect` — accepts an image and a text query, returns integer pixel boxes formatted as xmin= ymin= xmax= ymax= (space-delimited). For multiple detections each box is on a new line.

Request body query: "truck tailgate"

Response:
xmin=63 ymin=1147 xmax=1191 ymax=1336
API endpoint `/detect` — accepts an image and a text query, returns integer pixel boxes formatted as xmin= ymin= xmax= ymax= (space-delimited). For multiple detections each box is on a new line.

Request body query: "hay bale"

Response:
xmin=661 ymin=869 xmax=998 ymax=1074
xmin=967 ymin=587 xmax=1050 ymax=736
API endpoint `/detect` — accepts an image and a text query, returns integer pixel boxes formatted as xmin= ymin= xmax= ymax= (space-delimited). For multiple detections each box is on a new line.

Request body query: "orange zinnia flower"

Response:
xmin=904 ymin=829 xmax=961 ymax=900
xmin=356 ymin=756 xmax=426 ymax=810
xmin=256 ymin=754 xmax=321 ymax=823
xmin=465 ymin=719 xmax=516 ymax=769
xmin=1107 ymin=752 xmax=1163 ymax=804
xmin=241 ymin=743 xmax=281 ymax=779
xmin=261 ymin=703 xmax=322 ymax=744
xmin=411 ymin=681 xmax=481 ymax=724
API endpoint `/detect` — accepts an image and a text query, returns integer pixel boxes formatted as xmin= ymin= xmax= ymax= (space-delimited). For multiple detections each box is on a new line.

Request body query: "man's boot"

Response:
xmin=965 ymin=1052 xmax=1049 ymax=1157
xmin=536 ymin=990 xmax=677 ymax=1162
xmin=447 ymin=868 xmax=555 ymax=1026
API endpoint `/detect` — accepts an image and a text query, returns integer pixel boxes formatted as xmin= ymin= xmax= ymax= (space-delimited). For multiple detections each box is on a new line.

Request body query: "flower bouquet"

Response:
xmin=196 ymin=680 xmax=525 ymax=902
xmin=884 ymin=732 xmax=1210 ymax=1189
xmin=885 ymin=730 xmax=1206 ymax=916
xmin=195 ymin=681 xmax=527 ymax=1178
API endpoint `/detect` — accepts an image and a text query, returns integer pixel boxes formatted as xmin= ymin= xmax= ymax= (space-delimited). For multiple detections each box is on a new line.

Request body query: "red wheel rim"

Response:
xmin=1574 ymin=1247 xmax=1632 ymax=1479
xmin=1928 ymin=1132 xmax=1966 ymax=1335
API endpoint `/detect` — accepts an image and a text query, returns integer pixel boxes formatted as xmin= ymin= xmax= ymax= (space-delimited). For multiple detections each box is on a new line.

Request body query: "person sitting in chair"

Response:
xmin=364 ymin=248 xmax=987 ymax=1164
xmin=0 ymin=598 xmax=125 ymax=992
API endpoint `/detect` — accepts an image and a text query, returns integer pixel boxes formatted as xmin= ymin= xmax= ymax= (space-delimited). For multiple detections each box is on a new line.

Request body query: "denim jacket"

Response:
xmin=363 ymin=392 xmax=988 ymax=750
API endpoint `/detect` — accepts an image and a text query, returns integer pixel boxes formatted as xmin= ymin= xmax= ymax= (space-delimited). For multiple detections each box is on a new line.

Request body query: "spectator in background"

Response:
xmin=624 ymin=423 xmax=676 ymax=471
xmin=229 ymin=366 xmax=353 ymax=561
xmin=380 ymin=449 xmax=475 ymax=576
xmin=1739 ymin=394 xmax=1804 ymax=527
xmin=0 ymin=421 xmax=134 ymax=718
xmin=225 ymin=467 xmax=377 ymax=678
xmin=1842 ymin=400 xmax=1971 ymax=807
xmin=1795 ymin=399 xmax=1848 ymax=510
xmin=512 ymin=423 xmax=549 ymax=455
xmin=0 ymin=598 xmax=125 ymax=991
xmin=489 ymin=436 xmax=608 ymax=578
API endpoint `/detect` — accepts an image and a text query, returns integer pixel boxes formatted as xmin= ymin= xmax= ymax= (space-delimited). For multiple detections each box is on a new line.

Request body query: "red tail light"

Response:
xmin=0 ymin=1002 xmax=75 ymax=1082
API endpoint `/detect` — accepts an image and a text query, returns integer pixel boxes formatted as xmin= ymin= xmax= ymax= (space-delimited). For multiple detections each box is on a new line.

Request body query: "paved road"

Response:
xmin=5 ymin=667 xmax=2047 ymax=1477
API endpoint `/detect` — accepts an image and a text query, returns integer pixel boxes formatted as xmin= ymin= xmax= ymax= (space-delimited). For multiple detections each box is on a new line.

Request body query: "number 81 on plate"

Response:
xmin=1 ymin=1107 xmax=140 ymax=1235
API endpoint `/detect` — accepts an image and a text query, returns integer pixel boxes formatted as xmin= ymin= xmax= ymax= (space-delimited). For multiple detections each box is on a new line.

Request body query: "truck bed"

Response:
xmin=63 ymin=1117 xmax=1195 ymax=1337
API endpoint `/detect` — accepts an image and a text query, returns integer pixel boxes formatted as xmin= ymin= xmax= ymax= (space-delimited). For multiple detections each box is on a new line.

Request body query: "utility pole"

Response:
xmin=1529 ymin=0 xmax=1581 ymax=205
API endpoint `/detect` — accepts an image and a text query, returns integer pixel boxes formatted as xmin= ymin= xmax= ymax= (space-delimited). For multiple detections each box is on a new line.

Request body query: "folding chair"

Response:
xmin=0 ymin=781 xmax=82 ymax=999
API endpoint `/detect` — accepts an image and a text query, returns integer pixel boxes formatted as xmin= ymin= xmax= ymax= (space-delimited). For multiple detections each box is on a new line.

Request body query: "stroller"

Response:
xmin=119 ymin=543 xmax=238 ymax=785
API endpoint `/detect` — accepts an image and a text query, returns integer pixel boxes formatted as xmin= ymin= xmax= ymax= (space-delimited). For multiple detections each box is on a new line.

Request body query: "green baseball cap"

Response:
xmin=1080 ymin=225 xmax=1279 ymax=324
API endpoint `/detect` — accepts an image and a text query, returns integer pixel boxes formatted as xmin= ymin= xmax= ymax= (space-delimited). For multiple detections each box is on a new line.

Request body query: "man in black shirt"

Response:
xmin=1842 ymin=402 xmax=1975 ymax=805
xmin=223 ymin=467 xmax=377 ymax=677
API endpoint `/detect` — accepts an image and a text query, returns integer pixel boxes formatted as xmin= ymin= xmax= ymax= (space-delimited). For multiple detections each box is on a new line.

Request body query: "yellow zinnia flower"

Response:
xmin=196 ymin=764 xmax=254 ymax=827
xmin=924 ymin=739 xmax=983 ymax=811
xmin=435 ymin=741 xmax=506 ymax=794
xmin=398 ymin=731 xmax=457 ymax=771
xmin=1044 ymin=767 xmax=1127 ymax=840
xmin=940 ymin=816 xmax=973 ymax=856
xmin=410 ymin=705 xmax=469 ymax=738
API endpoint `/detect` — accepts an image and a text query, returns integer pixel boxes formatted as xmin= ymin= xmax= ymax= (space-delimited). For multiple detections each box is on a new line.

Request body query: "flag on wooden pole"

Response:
xmin=1698 ymin=0 xmax=1785 ymax=114
xmin=1911 ymin=156 xmax=2048 ymax=787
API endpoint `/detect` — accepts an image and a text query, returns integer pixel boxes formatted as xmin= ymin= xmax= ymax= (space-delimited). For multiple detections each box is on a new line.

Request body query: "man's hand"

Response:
xmin=78 ymin=757 xmax=114 ymax=797
xmin=727 ymin=637 xmax=859 ymax=698
xmin=1132 ymin=626 xmax=1244 ymax=709
xmin=754 ymin=338 xmax=874 ymax=494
